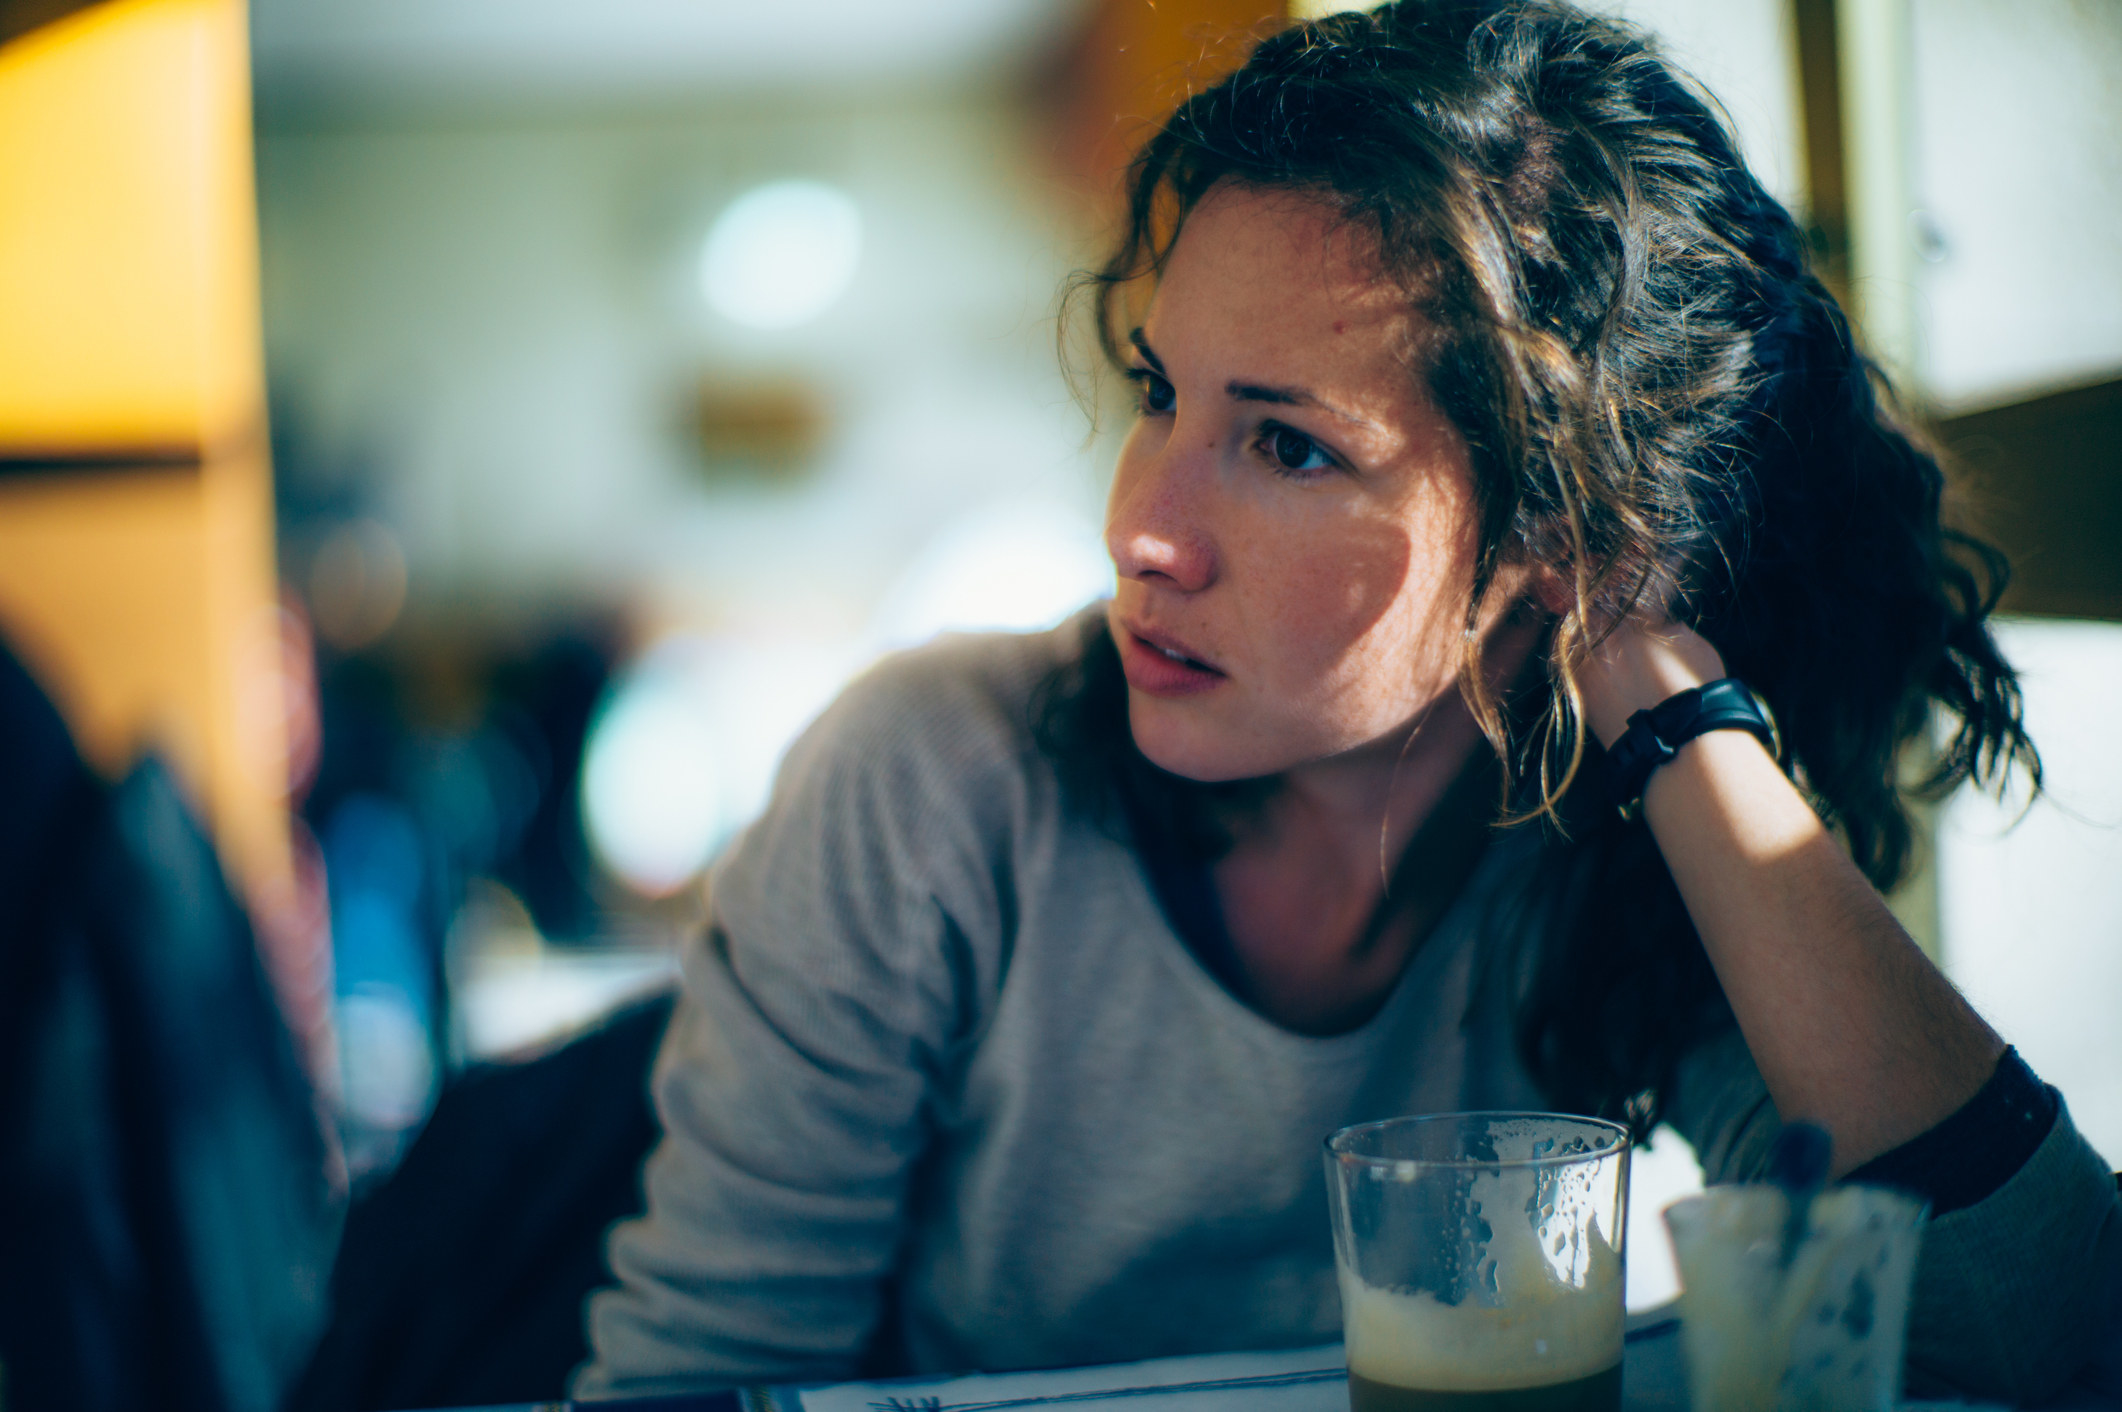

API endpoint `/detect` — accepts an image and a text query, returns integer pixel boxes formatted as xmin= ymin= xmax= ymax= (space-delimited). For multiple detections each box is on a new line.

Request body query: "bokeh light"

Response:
xmin=580 ymin=634 xmax=857 ymax=896
xmin=871 ymin=501 xmax=1113 ymax=651
xmin=698 ymin=179 xmax=863 ymax=331
xmin=579 ymin=658 xmax=724 ymax=897
xmin=306 ymin=518 xmax=408 ymax=651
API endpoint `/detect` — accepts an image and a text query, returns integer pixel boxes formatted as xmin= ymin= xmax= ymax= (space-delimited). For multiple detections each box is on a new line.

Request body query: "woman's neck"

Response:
xmin=1209 ymin=693 xmax=1502 ymax=1035
xmin=1261 ymin=689 xmax=1495 ymax=874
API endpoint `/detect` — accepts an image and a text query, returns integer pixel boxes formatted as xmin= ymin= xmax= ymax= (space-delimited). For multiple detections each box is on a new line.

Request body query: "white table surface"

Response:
xmin=764 ymin=1305 xmax=2121 ymax=1412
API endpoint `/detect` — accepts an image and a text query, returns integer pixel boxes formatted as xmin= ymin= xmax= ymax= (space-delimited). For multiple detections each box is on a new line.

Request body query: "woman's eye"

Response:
xmin=1262 ymin=424 xmax=1334 ymax=476
xmin=1131 ymin=370 xmax=1176 ymax=415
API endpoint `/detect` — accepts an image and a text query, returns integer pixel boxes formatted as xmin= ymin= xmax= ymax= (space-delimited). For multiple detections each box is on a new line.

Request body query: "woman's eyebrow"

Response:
xmin=1131 ymin=326 xmax=1379 ymax=432
xmin=1227 ymin=381 xmax=1376 ymax=430
xmin=1126 ymin=328 xmax=1165 ymax=373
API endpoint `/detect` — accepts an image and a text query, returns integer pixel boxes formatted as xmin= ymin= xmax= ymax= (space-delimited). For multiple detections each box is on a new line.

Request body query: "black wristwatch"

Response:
xmin=1605 ymin=678 xmax=1781 ymax=818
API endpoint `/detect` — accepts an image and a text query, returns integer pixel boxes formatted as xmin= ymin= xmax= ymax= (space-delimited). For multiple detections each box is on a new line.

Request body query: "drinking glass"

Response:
xmin=1325 ymin=1112 xmax=1631 ymax=1412
xmin=1663 ymin=1184 xmax=1925 ymax=1412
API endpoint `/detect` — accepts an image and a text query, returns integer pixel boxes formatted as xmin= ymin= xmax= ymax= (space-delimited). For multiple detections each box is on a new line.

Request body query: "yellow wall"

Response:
xmin=0 ymin=0 xmax=264 ymax=455
xmin=0 ymin=0 xmax=287 ymax=896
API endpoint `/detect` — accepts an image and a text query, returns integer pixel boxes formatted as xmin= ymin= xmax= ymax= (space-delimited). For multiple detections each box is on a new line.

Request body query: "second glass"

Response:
xmin=1325 ymin=1112 xmax=1631 ymax=1412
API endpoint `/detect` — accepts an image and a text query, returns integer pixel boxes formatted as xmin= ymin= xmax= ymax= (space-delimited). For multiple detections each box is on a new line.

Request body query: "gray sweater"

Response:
xmin=576 ymin=617 xmax=2121 ymax=1404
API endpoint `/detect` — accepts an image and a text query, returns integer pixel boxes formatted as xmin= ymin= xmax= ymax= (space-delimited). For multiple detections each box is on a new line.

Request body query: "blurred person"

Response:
xmin=577 ymin=1 xmax=2120 ymax=1403
xmin=0 ymin=634 xmax=340 ymax=1412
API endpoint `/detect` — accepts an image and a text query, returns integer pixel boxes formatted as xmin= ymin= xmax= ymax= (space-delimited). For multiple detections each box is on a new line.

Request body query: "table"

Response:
xmin=422 ymin=1306 xmax=2122 ymax=1412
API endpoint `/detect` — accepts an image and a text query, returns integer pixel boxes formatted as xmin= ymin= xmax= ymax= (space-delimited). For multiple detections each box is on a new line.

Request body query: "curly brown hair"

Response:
xmin=1049 ymin=0 xmax=2038 ymax=1129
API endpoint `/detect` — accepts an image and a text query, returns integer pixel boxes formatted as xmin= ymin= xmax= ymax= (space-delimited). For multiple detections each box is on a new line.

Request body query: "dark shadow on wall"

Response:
xmin=1938 ymin=376 xmax=2122 ymax=623
xmin=0 ymin=0 xmax=103 ymax=50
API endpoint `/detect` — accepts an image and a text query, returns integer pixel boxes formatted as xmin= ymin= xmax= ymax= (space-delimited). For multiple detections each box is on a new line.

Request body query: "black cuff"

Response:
xmin=1844 ymin=1046 xmax=2057 ymax=1216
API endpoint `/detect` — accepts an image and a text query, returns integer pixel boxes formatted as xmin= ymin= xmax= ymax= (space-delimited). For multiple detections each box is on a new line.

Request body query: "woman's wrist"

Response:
xmin=1577 ymin=620 xmax=1728 ymax=749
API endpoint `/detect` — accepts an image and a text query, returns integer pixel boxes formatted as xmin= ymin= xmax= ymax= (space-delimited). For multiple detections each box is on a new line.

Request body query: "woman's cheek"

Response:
xmin=1272 ymin=514 xmax=1419 ymax=663
xmin=1258 ymin=584 xmax=1418 ymax=735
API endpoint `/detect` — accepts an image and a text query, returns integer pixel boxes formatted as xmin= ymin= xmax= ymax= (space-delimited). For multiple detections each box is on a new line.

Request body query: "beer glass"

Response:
xmin=1325 ymin=1112 xmax=1631 ymax=1412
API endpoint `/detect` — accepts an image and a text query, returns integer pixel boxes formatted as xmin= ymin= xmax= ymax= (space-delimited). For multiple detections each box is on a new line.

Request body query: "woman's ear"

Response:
xmin=1526 ymin=563 xmax=1575 ymax=618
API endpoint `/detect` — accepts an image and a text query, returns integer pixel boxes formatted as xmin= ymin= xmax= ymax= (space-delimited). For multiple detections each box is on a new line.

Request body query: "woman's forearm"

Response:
xmin=1580 ymin=625 xmax=2003 ymax=1174
xmin=1640 ymin=729 xmax=2001 ymax=1172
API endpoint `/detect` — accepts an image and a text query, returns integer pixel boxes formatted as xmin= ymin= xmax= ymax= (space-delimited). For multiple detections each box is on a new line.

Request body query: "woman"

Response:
xmin=577 ymin=1 xmax=2119 ymax=1400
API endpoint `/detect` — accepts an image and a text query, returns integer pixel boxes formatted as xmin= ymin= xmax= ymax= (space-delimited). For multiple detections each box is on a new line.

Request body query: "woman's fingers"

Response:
xmin=1573 ymin=618 xmax=1727 ymax=747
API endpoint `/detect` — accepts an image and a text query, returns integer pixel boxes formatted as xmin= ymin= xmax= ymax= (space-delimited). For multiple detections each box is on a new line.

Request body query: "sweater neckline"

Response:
xmin=1117 ymin=823 xmax=1536 ymax=1060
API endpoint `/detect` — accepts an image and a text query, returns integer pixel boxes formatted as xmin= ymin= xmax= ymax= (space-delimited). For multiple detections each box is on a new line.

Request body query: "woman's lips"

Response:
xmin=1118 ymin=624 xmax=1226 ymax=697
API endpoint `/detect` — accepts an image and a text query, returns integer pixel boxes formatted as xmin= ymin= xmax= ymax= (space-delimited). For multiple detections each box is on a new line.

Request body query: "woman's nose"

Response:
xmin=1106 ymin=443 xmax=1216 ymax=595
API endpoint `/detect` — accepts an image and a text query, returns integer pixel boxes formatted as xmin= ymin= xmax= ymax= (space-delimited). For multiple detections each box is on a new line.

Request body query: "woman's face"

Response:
xmin=1106 ymin=183 xmax=1495 ymax=783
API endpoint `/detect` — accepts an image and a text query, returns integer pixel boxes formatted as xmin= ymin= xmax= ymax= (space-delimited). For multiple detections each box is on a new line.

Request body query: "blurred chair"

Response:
xmin=288 ymin=988 xmax=675 ymax=1411
xmin=0 ymin=639 xmax=340 ymax=1412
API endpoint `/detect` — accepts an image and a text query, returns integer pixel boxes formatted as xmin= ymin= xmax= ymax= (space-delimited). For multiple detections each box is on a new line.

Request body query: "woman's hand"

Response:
xmin=1573 ymin=617 xmax=1729 ymax=749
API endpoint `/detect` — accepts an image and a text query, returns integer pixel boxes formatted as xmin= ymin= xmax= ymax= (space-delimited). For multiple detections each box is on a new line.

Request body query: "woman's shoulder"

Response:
xmin=773 ymin=607 xmax=1103 ymax=819
xmin=837 ymin=608 xmax=1097 ymax=742
xmin=714 ymin=609 xmax=1109 ymax=957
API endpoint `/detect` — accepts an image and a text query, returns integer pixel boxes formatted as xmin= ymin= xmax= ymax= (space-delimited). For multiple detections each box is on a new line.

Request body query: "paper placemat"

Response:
xmin=768 ymin=1344 xmax=1347 ymax=1412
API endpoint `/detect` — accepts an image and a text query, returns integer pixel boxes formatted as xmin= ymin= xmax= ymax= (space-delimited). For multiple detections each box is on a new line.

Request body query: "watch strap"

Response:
xmin=1606 ymin=677 xmax=1779 ymax=817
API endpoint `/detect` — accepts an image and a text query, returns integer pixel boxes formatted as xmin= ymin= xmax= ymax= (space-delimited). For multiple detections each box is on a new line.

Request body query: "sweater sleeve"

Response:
xmin=571 ymin=645 xmax=1026 ymax=1400
xmin=1664 ymin=1028 xmax=2122 ymax=1404
xmin=1843 ymin=1047 xmax=2054 ymax=1214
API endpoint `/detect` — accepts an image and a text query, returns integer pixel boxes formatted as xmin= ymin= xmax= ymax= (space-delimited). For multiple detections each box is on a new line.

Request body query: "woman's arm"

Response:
xmin=574 ymin=647 xmax=1021 ymax=1398
xmin=1575 ymin=619 xmax=2003 ymax=1175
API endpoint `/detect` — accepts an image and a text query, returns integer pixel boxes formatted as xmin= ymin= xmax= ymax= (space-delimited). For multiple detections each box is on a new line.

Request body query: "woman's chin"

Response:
xmin=1125 ymin=697 xmax=1287 ymax=784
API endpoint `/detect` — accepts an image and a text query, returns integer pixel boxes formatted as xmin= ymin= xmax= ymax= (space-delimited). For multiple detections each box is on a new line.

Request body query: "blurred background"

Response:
xmin=0 ymin=0 xmax=2116 ymax=1357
